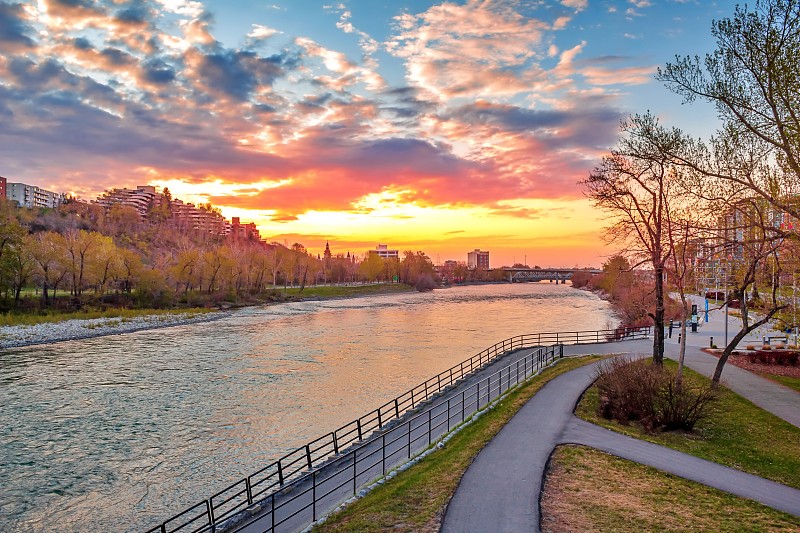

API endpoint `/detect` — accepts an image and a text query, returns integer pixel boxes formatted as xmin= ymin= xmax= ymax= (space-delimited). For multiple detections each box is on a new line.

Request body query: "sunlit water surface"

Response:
xmin=1 ymin=283 xmax=615 ymax=532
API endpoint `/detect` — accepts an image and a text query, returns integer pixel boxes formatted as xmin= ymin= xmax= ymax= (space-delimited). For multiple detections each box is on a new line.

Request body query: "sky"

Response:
xmin=0 ymin=0 xmax=737 ymax=267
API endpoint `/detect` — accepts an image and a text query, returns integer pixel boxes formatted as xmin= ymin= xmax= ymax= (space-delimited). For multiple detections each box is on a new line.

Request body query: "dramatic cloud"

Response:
xmin=1 ymin=0 xmax=672 ymax=257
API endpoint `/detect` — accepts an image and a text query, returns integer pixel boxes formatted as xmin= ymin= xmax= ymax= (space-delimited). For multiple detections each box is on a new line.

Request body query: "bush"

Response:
xmin=595 ymin=357 xmax=718 ymax=432
xmin=748 ymin=350 xmax=799 ymax=366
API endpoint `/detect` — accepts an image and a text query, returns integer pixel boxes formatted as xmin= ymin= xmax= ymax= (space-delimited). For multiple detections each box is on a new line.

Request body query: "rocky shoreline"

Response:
xmin=0 ymin=311 xmax=229 ymax=350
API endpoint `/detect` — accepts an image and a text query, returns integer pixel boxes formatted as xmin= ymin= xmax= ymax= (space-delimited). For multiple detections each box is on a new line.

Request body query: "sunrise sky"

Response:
xmin=1 ymin=0 xmax=734 ymax=267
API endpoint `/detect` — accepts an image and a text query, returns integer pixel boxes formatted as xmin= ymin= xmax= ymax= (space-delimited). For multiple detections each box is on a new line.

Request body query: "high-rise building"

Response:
xmin=7 ymin=181 xmax=65 ymax=208
xmin=467 ymin=249 xmax=490 ymax=270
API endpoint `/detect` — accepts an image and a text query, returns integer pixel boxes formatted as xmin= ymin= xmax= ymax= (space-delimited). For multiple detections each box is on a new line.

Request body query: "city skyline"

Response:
xmin=1 ymin=1 xmax=736 ymax=266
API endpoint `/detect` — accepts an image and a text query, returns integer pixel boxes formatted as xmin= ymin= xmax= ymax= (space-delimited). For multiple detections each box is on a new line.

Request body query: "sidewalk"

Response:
xmin=441 ymin=358 xmax=800 ymax=533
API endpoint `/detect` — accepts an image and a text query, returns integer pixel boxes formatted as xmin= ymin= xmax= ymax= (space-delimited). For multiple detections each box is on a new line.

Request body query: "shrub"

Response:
xmin=594 ymin=357 xmax=718 ymax=432
xmin=762 ymin=344 xmax=772 ymax=350
xmin=745 ymin=345 xmax=755 ymax=351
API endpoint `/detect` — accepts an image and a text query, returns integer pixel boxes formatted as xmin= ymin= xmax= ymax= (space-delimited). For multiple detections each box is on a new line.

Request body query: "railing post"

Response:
xmin=312 ymin=470 xmax=317 ymax=522
xmin=408 ymin=420 xmax=412 ymax=458
xmin=272 ymin=493 xmax=275 ymax=531
xmin=461 ymin=390 xmax=465 ymax=422
xmin=332 ymin=432 xmax=339 ymax=455
xmin=378 ymin=408 xmax=382 ymax=429
xmin=477 ymin=381 xmax=481 ymax=409
xmin=424 ymin=381 xmax=429 ymax=400
xmin=206 ymin=499 xmax=215 ymax=531
xmin=437 ymin=374 xmax=442 ymax=392
xmin=277 ymin=461 xmax=284 ymax=485
xmin=161 ymin=525 xmax=166 ymax=533
xmin=449 ymin=367 xmax=454 ymax=386
xmin=447 ymin=398 xmax=451 ymax=431
xmin=411 ymin=389 xmax=415 ymax=408
xmin=395 ymin=398 xmax=400 ymax=419
xmin=382 ymin=434 xmax=386 ymax=473
xmin=428 ymin=409 xmax=432 ymax=445
xmin=353 ymin=450 xmax=357 ymax=494
xmin=305 ymin=444 xmax=313 ymax=469
xmin=246 ymin=476 xmax=253 ymax=505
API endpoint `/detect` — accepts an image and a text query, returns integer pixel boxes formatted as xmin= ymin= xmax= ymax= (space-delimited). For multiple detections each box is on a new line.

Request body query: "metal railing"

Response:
xmin=146 ymin=326 xmax=649 ymax=533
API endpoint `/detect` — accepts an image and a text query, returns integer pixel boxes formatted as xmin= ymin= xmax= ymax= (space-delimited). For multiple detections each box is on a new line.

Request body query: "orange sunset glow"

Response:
xmin=1 ymin=0 xmax=729 ymax=266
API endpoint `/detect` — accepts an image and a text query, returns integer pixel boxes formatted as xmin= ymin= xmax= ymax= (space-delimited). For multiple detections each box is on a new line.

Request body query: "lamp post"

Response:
xmin=724 ymin=266 xmax=729 ymax=349
xmin=794 ymin=271 xmax=797 ymax=346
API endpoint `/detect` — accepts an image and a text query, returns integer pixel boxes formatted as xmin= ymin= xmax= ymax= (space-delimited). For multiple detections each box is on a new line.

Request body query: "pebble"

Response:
xmin=0 ymin=312 xmax=226 ymax=349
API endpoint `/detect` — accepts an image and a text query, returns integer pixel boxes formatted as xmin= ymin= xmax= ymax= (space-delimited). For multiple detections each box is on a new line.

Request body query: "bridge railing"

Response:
xmin=146 ymin=325 xmax=650 ymax=533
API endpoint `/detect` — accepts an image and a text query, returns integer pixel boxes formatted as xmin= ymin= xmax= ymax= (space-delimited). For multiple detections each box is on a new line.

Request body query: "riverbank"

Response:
xmin=0 ymin=283 xmax=415 ymax=350
xmin=0 ymin=310 xmax=229 ymax=349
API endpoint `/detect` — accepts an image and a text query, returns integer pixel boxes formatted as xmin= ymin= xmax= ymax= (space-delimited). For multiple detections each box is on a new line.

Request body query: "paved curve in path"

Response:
xmin=441 ymin=358 xmax=800 ymax=533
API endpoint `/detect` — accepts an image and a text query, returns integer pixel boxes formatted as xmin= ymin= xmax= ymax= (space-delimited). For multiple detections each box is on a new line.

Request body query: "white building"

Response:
xmin=369 ymin=244 xmax=399 ymax=259
xmin=7 ymin=182 xmax=65 ymax=208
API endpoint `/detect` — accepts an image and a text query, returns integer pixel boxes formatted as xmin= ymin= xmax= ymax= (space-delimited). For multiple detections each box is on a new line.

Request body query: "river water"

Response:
xmin=1 ymin=283 xmax=615 ymax=532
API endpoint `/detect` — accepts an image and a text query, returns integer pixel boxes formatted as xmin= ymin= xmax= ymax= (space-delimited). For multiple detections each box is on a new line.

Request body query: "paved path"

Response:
xmin=443 ymin=307 xmax=800 ymax=533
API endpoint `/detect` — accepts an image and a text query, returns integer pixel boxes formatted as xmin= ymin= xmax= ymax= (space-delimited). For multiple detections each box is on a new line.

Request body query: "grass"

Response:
xmin=541 ymin=445 xmax=800 ymax=532
xmin=758 ymin=372 xmax=800 ymax=393
xmin=0 ymin=307 xmax=213 ymax=327
xmin=279 ymin=283 xmax=414 ymax=299
xmin=313 ymin=355 xmax=603 ymax=533
xmin=576 ymin=360 xmax=800 ymax=489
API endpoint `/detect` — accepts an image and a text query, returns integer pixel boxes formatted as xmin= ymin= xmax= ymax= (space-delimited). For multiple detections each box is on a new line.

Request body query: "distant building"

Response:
xmin=369 ymin=244 xmax=399 ymax=260
xmin=467 ymin=249 xmax=490 ymax=270
xmin=7 ymin=181 xmax=65 ymax=208
xmin=96 ymin=185 xmax=158 ymax=219
xmin=0 ymin=176 xmax=6 ymax=199
xmin=229 ymin=216 xmax=261 ymax=240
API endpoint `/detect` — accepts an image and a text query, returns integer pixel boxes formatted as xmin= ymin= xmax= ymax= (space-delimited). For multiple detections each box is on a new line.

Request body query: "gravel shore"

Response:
xmin=0 ymin=311 xmax=228 ymax=350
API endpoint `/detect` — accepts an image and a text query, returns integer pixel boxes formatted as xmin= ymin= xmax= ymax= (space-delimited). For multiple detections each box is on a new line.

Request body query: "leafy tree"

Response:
xmin=29 ymin=231 xmax=68 ymax=304
xmin=359 ymin=253 xmax=385 ymax=282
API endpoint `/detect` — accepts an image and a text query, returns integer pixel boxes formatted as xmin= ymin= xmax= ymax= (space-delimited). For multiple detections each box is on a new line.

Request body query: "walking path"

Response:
xmin=443 ymin=301 xmax=800 ymax=532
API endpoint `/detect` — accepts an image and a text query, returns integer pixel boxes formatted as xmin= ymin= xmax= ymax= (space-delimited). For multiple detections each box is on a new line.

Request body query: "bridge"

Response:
xmin=501 ymin=267 xmax=601 ymax=283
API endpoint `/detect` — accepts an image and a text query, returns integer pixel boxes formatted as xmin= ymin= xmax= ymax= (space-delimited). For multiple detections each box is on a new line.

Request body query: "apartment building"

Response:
xmin=467 ymin=249 xmax=490 ymax=270
xmin=6 ymin=181 xmax=65 ymax=208
xmin=369 ymin=244 xmax=399 ymax=259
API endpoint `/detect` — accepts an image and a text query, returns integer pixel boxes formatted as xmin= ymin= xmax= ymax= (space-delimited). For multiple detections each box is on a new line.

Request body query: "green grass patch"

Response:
xmin=542 ymin=445 xmax=800 ymax=532
xmin=758 ymin=373 xmax=800 ymax=393
xmin=576 ymin=360 xmax=800 ymax=489
xmin=314 ymin=355 xmax=603 ymax=533
xmin=280 ymin=283 xmax=414 ymax=299
xmin=0 ymin=307 xmax=213 ymax=327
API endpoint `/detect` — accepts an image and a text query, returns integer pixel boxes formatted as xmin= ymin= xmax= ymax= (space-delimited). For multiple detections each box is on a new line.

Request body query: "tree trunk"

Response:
xmin=676 ymin=293 xmax=689 ymax=386
xmin=653 ymin=265 xmax=665 ymax=365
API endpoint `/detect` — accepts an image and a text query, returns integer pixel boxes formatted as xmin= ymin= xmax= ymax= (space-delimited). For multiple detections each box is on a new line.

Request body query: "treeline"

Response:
xmin=0 ymin=199 xmax=440 ymax=312
xmin=571 ymin=255 xmax=682 ymax=328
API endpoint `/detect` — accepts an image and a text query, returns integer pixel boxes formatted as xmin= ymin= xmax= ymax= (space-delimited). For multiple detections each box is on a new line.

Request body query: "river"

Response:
xmin=0 ymin=283 xmax=616 ymax=532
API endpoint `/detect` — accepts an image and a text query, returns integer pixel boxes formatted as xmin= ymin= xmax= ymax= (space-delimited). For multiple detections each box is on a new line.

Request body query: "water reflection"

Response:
xmin=1 ymin=283 xmax=615 ymax=532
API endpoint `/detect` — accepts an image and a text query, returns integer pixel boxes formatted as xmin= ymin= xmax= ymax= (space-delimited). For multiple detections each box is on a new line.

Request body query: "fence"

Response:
xmin=147 ymin=326 xmax=650 ymax=533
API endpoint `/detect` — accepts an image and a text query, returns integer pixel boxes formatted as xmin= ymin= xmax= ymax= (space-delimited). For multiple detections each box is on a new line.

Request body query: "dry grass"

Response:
xmin=542 ymin=445 xmax=800 ymax=532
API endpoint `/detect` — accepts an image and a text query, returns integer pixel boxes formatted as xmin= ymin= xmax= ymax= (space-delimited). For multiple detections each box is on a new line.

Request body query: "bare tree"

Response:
xmin=657 ymin=0 xmax=800 ymax=219
xmin=583 ymin=114 xmax=681 ymax=364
